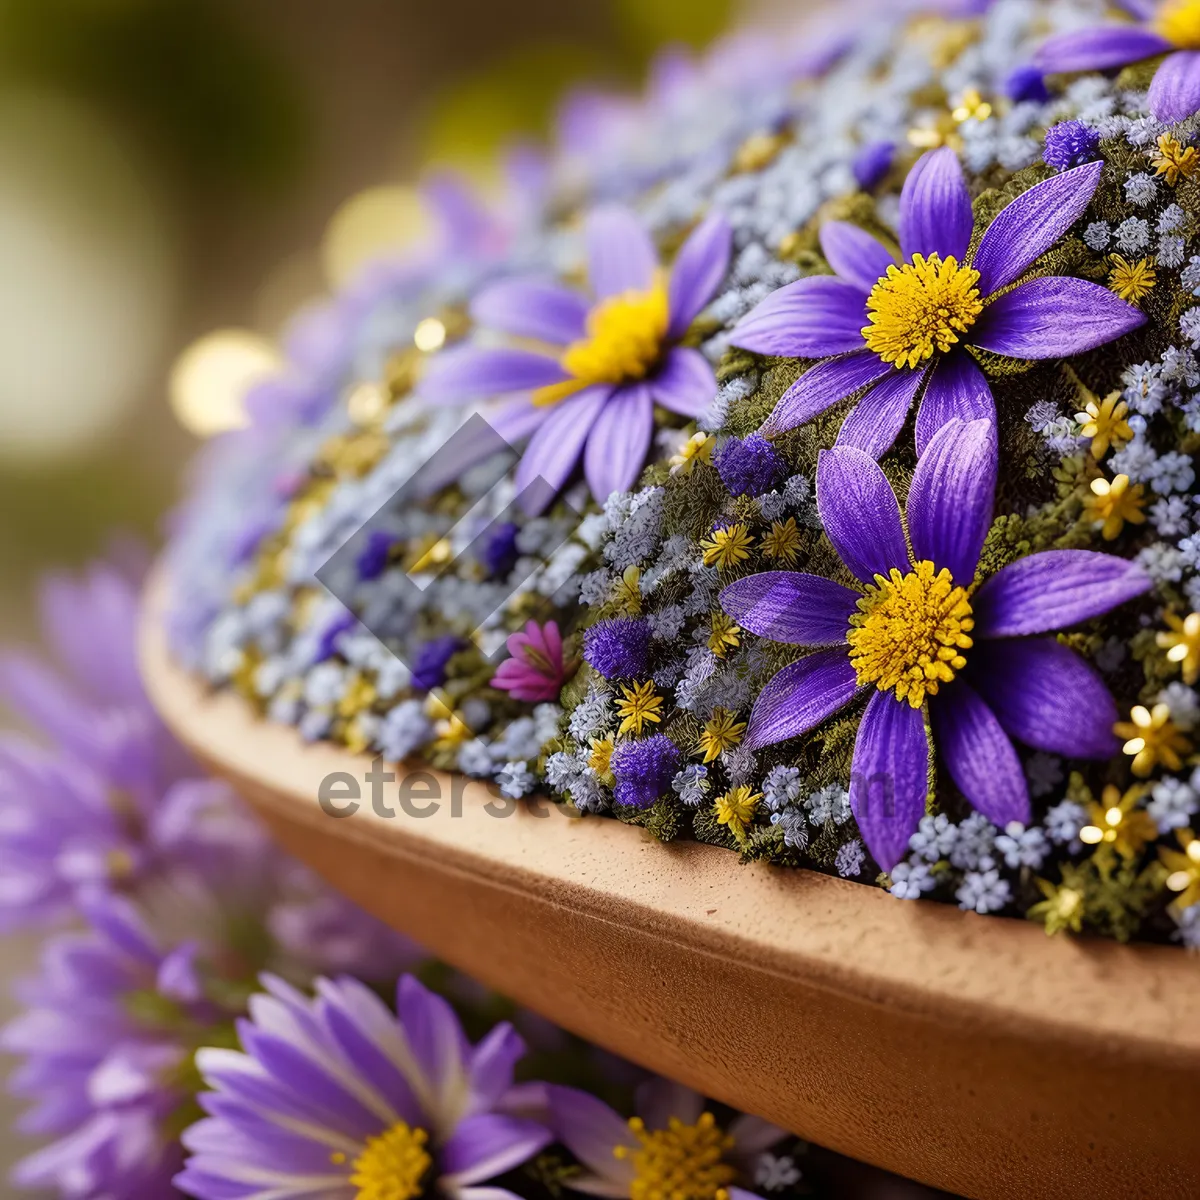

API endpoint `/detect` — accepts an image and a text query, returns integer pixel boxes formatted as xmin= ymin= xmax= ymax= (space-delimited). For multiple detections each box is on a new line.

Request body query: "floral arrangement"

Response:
xmin=165 ymin=0 xmax=1200 ymax=949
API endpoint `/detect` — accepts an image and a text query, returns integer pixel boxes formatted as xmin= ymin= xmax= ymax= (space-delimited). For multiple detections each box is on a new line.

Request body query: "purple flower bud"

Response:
xmin=1043 ymin=120 xmax=1100 ymax=171
xmin=852 ymin=141 xmax=894 ymax=191
xmin=611 ymin=734 xmax=680 ymax=808
xmin=1005 ymin=63 xmax=1049 ymax=104
xmin=411 ymin=635 xmax=463 ymax=691
xmin=715 ymin=433 xmax=785 ymax=498
xmin=583 ymin=618 xmax=651 ymax=680
xmin=356 ymin=530 xmax=394 ymax=581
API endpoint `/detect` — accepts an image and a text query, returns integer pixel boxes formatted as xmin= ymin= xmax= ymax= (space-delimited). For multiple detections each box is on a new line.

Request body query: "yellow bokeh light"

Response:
xmin=413 ymin=317 xmax=446 ymax=352
xmin=321 ymin=184 xmax=430 ymax=290
xmin=169 ymin=329 xmax=281 ymax=438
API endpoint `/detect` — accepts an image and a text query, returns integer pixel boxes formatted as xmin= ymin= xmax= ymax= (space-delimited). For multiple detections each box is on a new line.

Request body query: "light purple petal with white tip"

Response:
xmin=423 ymin=346 xmax=569 ymax=403
xmin=650 ymin=346 xmax=717 ymax=416
xmin=1035 ymin=26 xmax=1171 ymax=74
xmin=972 ymin=551 xmax=1151 ymax=637
xmin=744 ymin=650 xmax=862 ymax=751
xmin=971 ymin=161 xmax=1104 ymax=296
xmin=931 ymin=684 xmax=1030 ymax=828
xmin=835 ymin=366 xmax=926 ymax=458
xmin=583 ymin=384 xmax=653 ymax=502
xmin=850 ymin=691 xmax=930 ymax=872
xmin=720 ymin=572 xmax=859 ymax=646
xmin=585 ymin=206 xmax=657 ymax=298
xmin=1148 ymin=50 xmax=1200 ymax=124
xmin=906 ymin=417 xmax=996 ymax=586
xmin=729 ymin=276 xmax=869 ymax=358
xmin=545 ymin=1085 xmax=636 ymax=1185
xmin=898 ymin=147 xmax=973 ymax=263
xmin=971 ymin=276 xmax=1146 ymax=359
xmin=468 ymin=1022 xmax=526 ymax=1112
xmin=913 ymin=351 xmax=995 ymax=455
xmin=819 ymin=221 xmax=896 ymax=294
xmin=440 ymin=1114 xmax=553 ymax=1188
xmin=667 ymin=211 xmax=733 ymax=338
xmin=515 ymin=386 xmax=610 ymax=514
xmin=762 ymin=352 xmax=892 ymax=436
xmin=816 ymin=446 xmax=910 ymax=584
xmin=636 ymin=1079 xmax=705 ymax=1128
xmin=969 ymin=638 xmax=1121 ymax=759
xmin=469 ymin=278 xmax=588 ymax=345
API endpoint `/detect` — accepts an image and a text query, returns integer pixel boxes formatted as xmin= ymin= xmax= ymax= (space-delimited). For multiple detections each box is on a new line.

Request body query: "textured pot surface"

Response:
xmin=141 ymin=572 xmax=1200 ymax=1200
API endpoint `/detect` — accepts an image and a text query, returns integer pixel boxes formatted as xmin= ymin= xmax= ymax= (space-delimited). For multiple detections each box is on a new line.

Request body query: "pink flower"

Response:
xmin=491 ymin=620 xmax=569 ymax=702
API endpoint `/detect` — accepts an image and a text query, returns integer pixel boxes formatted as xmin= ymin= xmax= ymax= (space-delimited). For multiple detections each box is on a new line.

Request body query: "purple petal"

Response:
xmin=720 ymin=572 xmax=858 ymax=646
xmin=545 ymin=1086 xmax=634 ymax=1184
xmin=585 ymin=206 xmax=656 ymax=298
xmin=1148 ymin=50 xmax=1200 ymax=124
xmin=423 ymin=346 xmax=568 ymax=403
xmin=729 ymin=277 xmax=869 ymax=358
xmin=816 ymin=446 xmax=909 ymax=584
xmin=441 ymin=1114 xmax=553 ymax=1187
xmin=1035 ymin=27 xmax=1171 ymax=74
xmin=469 ymin=278 xmax=588 ymax=345
xmin=913 ymin=352 xmax=995 ymax=455
xmin=649 ymin=347 xmax=716 ymax=416
xmin=396 ymin=974 xmax=471 ymax=1101
xmin=667 ymin=211 xmax=732 ymax=338
xmin=835 ymin=367 xmax=925 ymax=458
xmin=515 ymin=386 xmax=610 ymax=514
xmin=973 ymin=550 xmax=1151 ymax=638
xmin=636 ymin=1079 xmax=704 ymax=1128
xmin=762 ymin=352 xmax=891 ymax=436
xmin=930 ymin=685 xmax=1030 ymax=827
xmin=467 ymin=1023 xmax=526 ymax=1111
xmin=972 ymin=162 xmax=1104 ymax=296
xmin=743 ymin=650 xmax=861 ymax=751
xmin=850 ymin=690 xmax=930 ymax=872
xmin=819 ymin=221 xmax=896 ymax=294
xmin=898 ymin=147 xmax=973 ymax=264
xmin=972 ymin=277 xmax=1146 ymax=359
xmin=969 ymin=638 xmax=1120 ymax=759
xmin=906 ymin=417 xmax=996 ymax=586
xmin=583 ymin=385 xmax=653 ymax=502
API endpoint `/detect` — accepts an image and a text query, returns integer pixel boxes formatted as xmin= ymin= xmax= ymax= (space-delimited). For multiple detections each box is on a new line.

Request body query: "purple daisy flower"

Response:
xmin=1036 ymin=0 xmax=1200 ymax=124
xmin=177 ymin=973 xmax=552 ymax=1200
xmin=423 ymin=206 xmax=732 ymax=512
xmin=720 ymin=419 xmax=1151 ymax=871
xmin=491 ymin=620 xmax=570 ymax=703
xmin=729 ymin=149 xmax=1145 ymax=459
xmin=548 ymin=1078 xmax=787 ymax=1200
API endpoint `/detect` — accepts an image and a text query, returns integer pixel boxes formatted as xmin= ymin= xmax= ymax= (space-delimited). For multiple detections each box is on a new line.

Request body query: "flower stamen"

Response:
xmin=349 ymin=1121 xmax=431 ymax=1200
xmin=615 ymin=1112 xmax=738 ymax=1200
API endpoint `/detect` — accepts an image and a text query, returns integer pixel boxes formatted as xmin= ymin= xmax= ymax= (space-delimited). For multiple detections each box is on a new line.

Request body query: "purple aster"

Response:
xmin=478 ymin=521 xmax=520 ymax=579
xmin=1043 ymin=119 xmax=1102 ymax=170
xmin=1005 ymin=63 xmax=1050 ymax=103
xmin=491 ymin=620 xmax=570 ymax=703
xmin=852 ymin=140 xmax=895 ymax=191
xmin=610 ymin=734 xmax=680 ymax=808
xmin=1036 ymin=0 xmax=1200 ymax=125
xmin=720 ymin=419 xmax=1151 ymax=871
xmin=423 ymin=207 xmax=732 ymax=513
xmin=714 ymin=433 xmax=787 ymax=497
xmin=547 ymin=1079 xmax=786 ymax=1199
xmin=412 ymin=636 xmax=464 ymax=692
xmin=583 ymin=618 xmax=652 ymax=679
xmin=356 ymin=529 xmax=396 ymax=581
xmin=176 ymin=973 xmax=552 ymax=1200
xmin=729 ymin=149 xmax=1145 ymax=459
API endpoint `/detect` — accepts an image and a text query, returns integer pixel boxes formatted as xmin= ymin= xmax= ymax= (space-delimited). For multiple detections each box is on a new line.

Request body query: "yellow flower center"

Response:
xmin=863 ymin=253 xmax=984 ymax=370
xmin=1156 ymin=0 xmax=1200 ymax=49
xmin=535 ymin=280 xmax=668 ymax=405
xmin=847 ymin=561 xmax=974 ymax=708
xmin=615 ymin=1113 xmax=738 ymax=1200
xmin=346 ymin=1121 xmax=431 ymax=1200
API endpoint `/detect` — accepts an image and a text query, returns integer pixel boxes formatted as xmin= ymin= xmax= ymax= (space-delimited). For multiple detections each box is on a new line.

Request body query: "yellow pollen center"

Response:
xmin=863 ymin=253 xmax=983 ymax=370
xmin=615 ymin=1113 xmax=738 ymax=1200
xmin=847 ymin=561 xmax=974 ymax=708
xmin=347 ymin=1121 xmax=432 ymax=1200
xmin=535 ymin=280 xmax=669 ymax=405
xmin=1156 ymin=0 xmax=1200 ymax=49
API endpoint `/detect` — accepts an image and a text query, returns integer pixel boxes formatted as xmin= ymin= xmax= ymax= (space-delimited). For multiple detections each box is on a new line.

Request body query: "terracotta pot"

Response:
xmin=139 ymin=573 xmax=1200 ymax=1200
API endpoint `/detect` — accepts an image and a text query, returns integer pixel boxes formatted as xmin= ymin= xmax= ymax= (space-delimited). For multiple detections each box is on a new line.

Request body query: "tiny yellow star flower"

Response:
xmin=708 ymin=612 xmax=740 ymax=658
xmin=1078 ymin=784 xmax=1157 ymax=859
xmin=1027 ymin=877 xmax=1085 ymax=937
xmin=1113 ymin=704 xmax=1193 ymax=777
xmin=1075 ymin=391 xmax=1133 ymax=460
xmin=616 ymin=565 xmax=642 ymax=614
xmin=1151 ymin=132 xmax=1199 ymax=186
xmin=714 ymin=786 xmax=762 ymax=843
xmin=951 ymin=87 xmax=992 ymax=123
xmin=1108 ymin=254 xmax=1156 ymax=304
xmin=1160 ymin=829 xmax=1200 ymax=911
xmin=336 ymin=672 xmax=378 ymax=720
xmin=616 ymin=680 xmax=663 ymax=736
xmin=425 ymin=690 xmax=472 ymax=751
xmin=670 ymin=431 xmax=714 ymax=474
xmin=697 ymin=707 xmax=746 ymax=763
xmin=588 ymin=734 xmax=615 ymax=781
xmin=759 ymin=517 xmax=802 ymax=566
xmin=700 ymin=523 xmax=754 ymax=570
xmin=733 ymin=130 xmax=789 ymax=173
xmin=1083 ymin=474 xmax=1146 ymax=541
xmin=1157 ymin=611 xmax=1200 ymax=685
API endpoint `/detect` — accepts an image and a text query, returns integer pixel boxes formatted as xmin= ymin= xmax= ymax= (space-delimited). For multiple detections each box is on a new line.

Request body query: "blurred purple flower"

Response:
xmin=491 ymin=620 xmax=570 ymax=703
